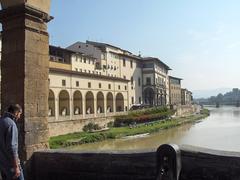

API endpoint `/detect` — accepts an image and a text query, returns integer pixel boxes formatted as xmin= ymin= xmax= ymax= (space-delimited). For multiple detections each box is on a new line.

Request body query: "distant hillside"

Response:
xmin=193 ymin=88 xmax=231 ymax=99
xmin=195 ymin=88 xmax=240 ymax=106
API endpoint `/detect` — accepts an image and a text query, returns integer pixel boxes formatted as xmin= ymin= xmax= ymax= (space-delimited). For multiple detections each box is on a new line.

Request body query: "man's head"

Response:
xmin=7 ymin=104 xmax=22 ymax=120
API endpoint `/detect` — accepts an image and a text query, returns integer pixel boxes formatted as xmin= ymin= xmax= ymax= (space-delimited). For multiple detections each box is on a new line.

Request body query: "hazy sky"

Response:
xmin=49 ymin=0 xmax=240 ymax=91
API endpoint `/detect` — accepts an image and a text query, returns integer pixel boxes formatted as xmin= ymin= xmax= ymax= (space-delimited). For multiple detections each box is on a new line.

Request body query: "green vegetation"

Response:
xmin=49 ymin=109 xmax=209 ymax=149
xmin=83 ymin=122 xmax=101 ymax=132
xmin=114 ymin=106 xmax=174 ymax=127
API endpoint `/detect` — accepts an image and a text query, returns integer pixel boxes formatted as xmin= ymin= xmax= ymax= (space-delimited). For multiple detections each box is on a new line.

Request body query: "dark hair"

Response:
xmin=7 ymin=104 xmax=22 ymax=114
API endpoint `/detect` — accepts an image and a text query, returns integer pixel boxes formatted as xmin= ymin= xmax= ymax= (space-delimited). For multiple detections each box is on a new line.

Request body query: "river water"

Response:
xmin=69 ymin=106 xmax=240 ymax=152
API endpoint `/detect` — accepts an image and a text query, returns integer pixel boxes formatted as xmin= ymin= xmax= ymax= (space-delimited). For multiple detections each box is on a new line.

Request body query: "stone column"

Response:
xmin=94 ymin=96 xmax=97 ymax=118
xmin=0 ymin=2 xmax=52 ymax=161
xmin=104 ymin=97 xmax=107 ymax=116
xmin=82 ymin=97 xmax=86 ymax=119
xmin=55 ymin=98 xmax=59 ymax=121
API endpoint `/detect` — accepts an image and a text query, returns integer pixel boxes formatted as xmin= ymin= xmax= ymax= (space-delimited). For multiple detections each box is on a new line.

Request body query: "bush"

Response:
xmin=83 ymin=123 xmax=101 ymax=132
xmin=107 ymin=121 xmax=114 ymax=128
xmin=114 ymin=108 xmax=175 ymax=127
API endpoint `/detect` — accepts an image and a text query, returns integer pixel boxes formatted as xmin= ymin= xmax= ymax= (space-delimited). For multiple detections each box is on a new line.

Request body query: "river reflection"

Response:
xmin=68 ymin=106 xmax=240 ymax=152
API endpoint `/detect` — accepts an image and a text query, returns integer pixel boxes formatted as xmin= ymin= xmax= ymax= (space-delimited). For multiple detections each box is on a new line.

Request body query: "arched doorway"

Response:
xmin=144 ymin=88 xmax=154 ymax=106
xmin=97 ymin=92 xmax=104 ymax=113
xmin=73 ymin=91 xmax=82 ymax=115
xmin=107 ymin=92 xmax=113 ymax=113
xmin=59 ymin=90 xmax=70 ymax=116
xmin=86 ymin=91 xmax=94 ymax=114
xmin=48 ymin=89 xmax=55 ymax=117
xmin=116 ymin=93 xmax=124 ymax=112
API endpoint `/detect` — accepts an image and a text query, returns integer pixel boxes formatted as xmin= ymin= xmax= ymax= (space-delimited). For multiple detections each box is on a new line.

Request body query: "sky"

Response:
xmin=49 ymin=0 xmax=240 ymax=94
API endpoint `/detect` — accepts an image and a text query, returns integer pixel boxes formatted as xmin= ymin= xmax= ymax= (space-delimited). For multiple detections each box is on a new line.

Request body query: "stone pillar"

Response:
xmin=0 ymin=2 xmax=52 ymax=161
xmin=55 ymin=98 xmax=59 ymax=121
xmin=82 ymin=97 xmax=86 ymax=118
xmin=94 ymin=96 xmax=97 ymax=117
xmin=70 ymin=96 xmax=73 ymax=120
xmin=104 ymin=97 xmax=107 ymax=116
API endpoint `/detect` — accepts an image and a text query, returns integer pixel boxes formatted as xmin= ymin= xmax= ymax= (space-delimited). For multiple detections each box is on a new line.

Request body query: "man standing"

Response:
xmin=0 ymin=104 xmax=24 ymax=180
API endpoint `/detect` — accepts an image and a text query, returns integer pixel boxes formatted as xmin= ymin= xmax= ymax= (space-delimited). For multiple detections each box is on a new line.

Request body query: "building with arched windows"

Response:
xmin=0 ymin=37 xmax=192 ymax=136
xmin=47 ymin=41 xmax=174 ymax=135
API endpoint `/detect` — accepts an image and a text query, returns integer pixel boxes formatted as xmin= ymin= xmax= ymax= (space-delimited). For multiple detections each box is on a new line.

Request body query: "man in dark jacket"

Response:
xmin=0 ymin=104 xmax=24 ymax=180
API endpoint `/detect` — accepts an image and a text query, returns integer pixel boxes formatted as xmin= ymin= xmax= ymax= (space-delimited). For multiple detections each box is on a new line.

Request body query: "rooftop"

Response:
xmin=143 ymin=57 xmax=171 ymax=70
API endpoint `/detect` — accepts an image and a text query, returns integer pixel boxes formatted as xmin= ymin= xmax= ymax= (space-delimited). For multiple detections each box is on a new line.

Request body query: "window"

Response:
xmin=108 ymin=84 xmax=111 ymax=89
xmin=139 ymin=97 xmax=142 ymax=103
xmin=132 ymin=97 xmax=134 ymax=104
xmin=88 ymin=59 xmax=91 ymax=64
xmin=62 ymin=80 xmax=66 ymax=86
xmin=131 ymin=76 xmax=133 ymax=85
xmin=130 ymin=60 xmax=133 ymax=68
xmin=138 ymin=77 xmax=141 ymax=86
xmin=76 ymin=81 xmax=79 ymax=87
xmin=88 ymin=82 xmax=91 ymax=88
xmin=114 ymin=66 xmax=116 ymax=70
xmin=146 ymin=77 xmax=151 ymax=85
xmin=75 ymin=68 xmax=78 ymax=71
xmin=123 ymin=75 xmax=126 ymax=79
xmin=83 ymin=57 xmax=86 ymax=63
xmin=125 ymin=86 xmax=127 ymax=90
xmin=118 ymin=85 xmax=121 ymax=90
xmin=99 ymin=83 xmax=101 ymax=88
xmin=123 ymin=58 xmax=126 ymax=67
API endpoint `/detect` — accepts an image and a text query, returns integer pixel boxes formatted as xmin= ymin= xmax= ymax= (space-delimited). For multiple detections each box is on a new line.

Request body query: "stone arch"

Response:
xmin=107 ymin=92 xmax=113 ymax=113
xmin=97 ymin=91 xmax=104 ymax=113
xmin=86 ymin=91 xmax=94 ymax=114
xmin=73 ymin=90 xmax=82 ymax=115
xmin=59 ymin=90 xmax=70 ymax=116
xmin=143 ymin=87 xmax=154 ymax=106
xmin=116 ymin=93 xmax=124 ymax=112
xmin=48 ymin=89 xmax=55 ymax=117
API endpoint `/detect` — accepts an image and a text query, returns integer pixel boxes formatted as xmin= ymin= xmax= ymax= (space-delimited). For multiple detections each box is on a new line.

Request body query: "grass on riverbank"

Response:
xmin=49 ymin=109 xmax=209 ymax=149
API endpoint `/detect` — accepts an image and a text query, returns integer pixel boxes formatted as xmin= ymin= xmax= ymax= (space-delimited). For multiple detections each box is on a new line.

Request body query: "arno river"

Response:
xmin=69 ymin=106 xmax=240 ymax=152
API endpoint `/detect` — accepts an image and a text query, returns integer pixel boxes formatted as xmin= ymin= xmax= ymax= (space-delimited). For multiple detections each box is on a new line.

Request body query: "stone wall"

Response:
xmin=32 ymin=145 xmax=240 ymax=180
xmin=175 ymin=104 xmax=200 ymax=117
xmin=32 ymin=150 xmax=156 ymax=180
xmin=48 ymin=117 xmax=115 ymax=137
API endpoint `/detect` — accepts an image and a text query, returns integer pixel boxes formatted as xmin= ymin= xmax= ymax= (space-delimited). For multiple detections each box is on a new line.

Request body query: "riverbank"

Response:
xmin=49 ymin=109 xmax=209 ymax=149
